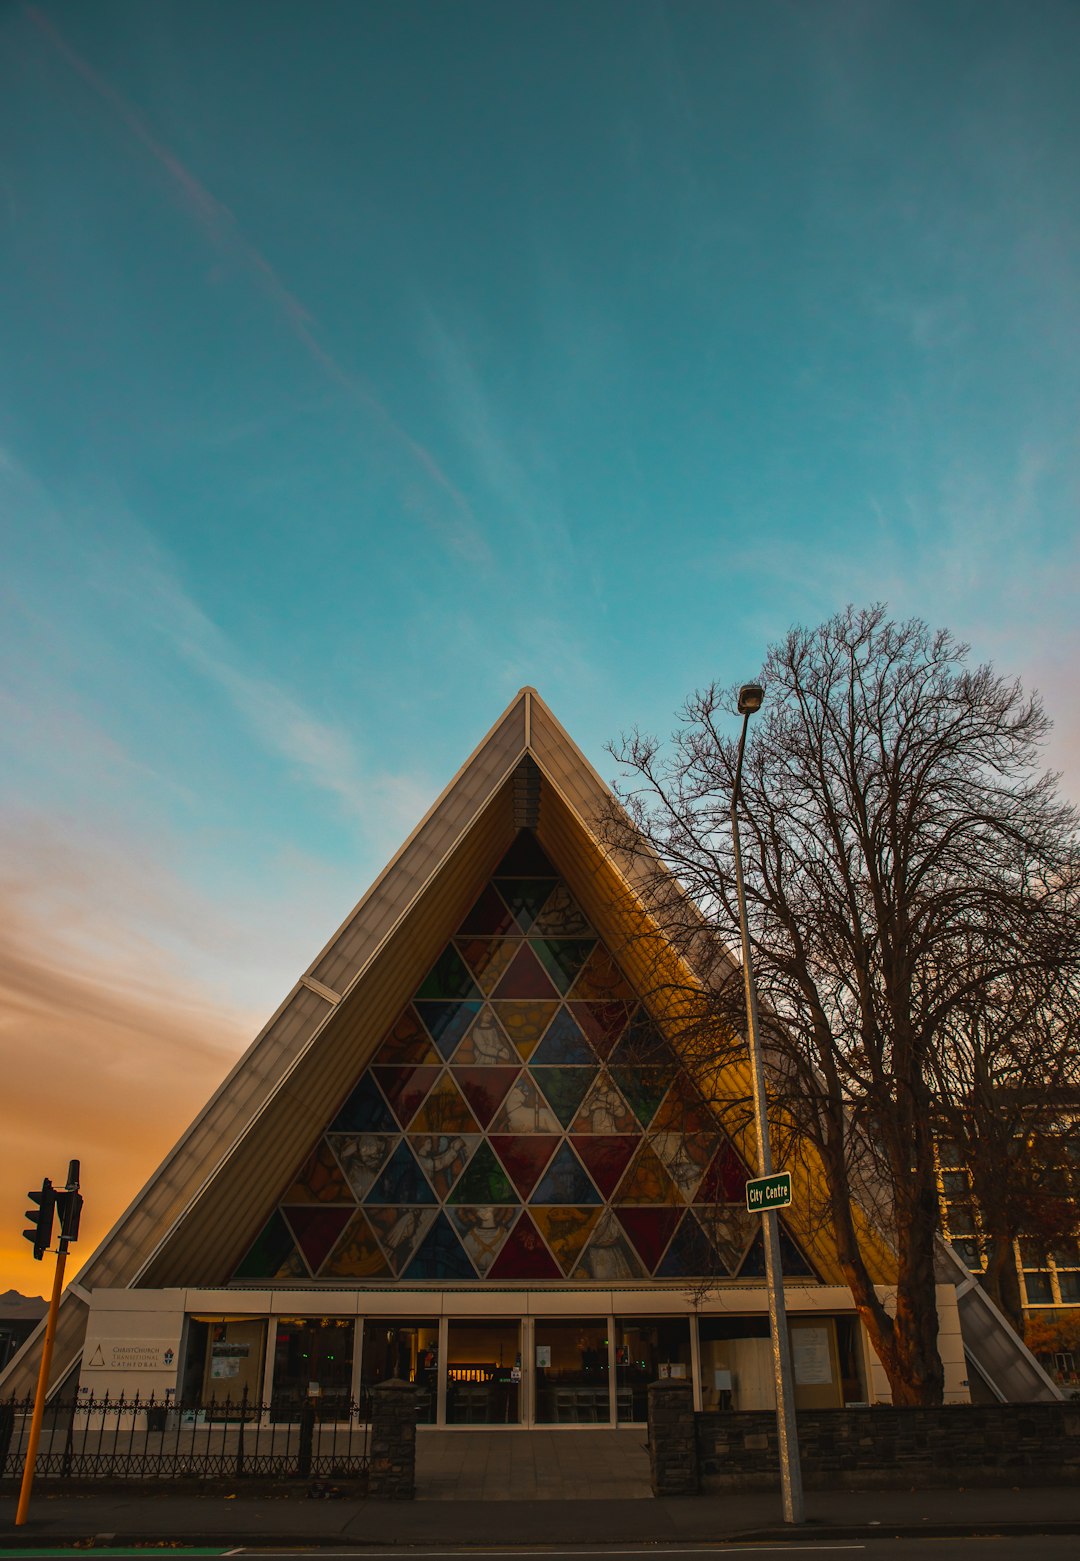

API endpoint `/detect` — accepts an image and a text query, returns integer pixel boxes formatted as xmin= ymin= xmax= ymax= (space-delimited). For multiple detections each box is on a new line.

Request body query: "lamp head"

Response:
xmin=737 ymin=683 xmax=765 ymax=717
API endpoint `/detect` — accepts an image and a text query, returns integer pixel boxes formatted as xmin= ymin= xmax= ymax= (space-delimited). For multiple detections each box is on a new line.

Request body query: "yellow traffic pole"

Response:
xmin=14 ymin=1240 xmax=68 ymax=1526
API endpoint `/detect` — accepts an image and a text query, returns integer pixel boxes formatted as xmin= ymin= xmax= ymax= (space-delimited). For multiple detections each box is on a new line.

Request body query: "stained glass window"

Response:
xmin=233 ymin=830 xmax=817 ymax=1285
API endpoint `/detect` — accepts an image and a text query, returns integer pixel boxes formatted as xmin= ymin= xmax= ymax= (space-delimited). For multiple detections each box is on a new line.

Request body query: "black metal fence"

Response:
xmin=0 ymin=1390 xmax=372 ymax=1481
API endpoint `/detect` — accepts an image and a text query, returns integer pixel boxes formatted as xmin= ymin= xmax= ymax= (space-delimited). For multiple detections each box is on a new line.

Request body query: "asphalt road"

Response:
xmin=1 ymin=1543 xmax=1067 ymax=1560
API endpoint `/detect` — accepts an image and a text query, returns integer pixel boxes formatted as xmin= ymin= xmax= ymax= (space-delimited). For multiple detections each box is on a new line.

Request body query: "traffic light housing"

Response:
xmin=23 ymin=1180 xmax=55 ymax=1260
xmin=55 ymin=1187 xmax=83 ymax=1244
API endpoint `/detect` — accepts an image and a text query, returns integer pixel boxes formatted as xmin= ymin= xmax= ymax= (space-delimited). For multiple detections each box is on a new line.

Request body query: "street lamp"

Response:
xmin=731 ymin=682 xmax=804 ymax=1525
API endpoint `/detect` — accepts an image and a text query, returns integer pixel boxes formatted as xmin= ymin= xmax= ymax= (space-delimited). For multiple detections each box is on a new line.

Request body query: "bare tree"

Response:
xmin=604 ymin=605 xmax=1079 ymax=1405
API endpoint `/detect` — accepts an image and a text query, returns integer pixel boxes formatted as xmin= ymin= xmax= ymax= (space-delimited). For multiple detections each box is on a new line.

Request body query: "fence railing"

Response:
xmin=0 ymin=1390 xmax=372 ymax=1481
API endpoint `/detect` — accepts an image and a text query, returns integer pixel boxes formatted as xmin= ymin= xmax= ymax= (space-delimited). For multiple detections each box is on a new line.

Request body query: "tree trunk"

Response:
xmin=981 ymin=1236 xmax=1025 ymax=1335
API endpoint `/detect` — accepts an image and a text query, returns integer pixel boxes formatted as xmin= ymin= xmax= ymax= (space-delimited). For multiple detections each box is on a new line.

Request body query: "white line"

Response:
xmin=229 ymin=1549 xmax=867 ymax=1558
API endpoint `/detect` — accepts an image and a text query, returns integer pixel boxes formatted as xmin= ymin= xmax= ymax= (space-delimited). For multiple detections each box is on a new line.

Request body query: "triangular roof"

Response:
xmin=1 ymin=688 xmax=891 ymax=1396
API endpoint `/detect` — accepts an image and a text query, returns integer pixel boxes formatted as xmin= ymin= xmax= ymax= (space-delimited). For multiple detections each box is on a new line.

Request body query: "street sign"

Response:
xmin=746 ymin=1172 xmax=792 ymax=1212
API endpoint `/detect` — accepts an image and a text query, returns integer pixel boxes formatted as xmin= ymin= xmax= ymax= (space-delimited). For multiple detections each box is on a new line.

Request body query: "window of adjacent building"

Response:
xmin=181 ymin=1317 xmax=266 ymax=1413
xmin=614 ymin=1318 xmax=691 ymax=1422
xmin=446 ymin=1319 xmax=520 ymax=1424
xmin=271 ymin=1316 xmax=354 ymax=1420
xmin=359 ymin=1319 xmax=438 ymax=1423
xmin=534 ymin=1319 xmax=610 ymax=1423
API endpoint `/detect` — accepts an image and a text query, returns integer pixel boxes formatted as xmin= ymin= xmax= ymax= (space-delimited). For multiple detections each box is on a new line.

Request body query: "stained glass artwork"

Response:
xmin=414 ymin=1000 xmax=483 ymax=1060
xmin=448 ymin=1142 xmax=519 ymax=1204
xmin=373 ymin=1065 xmax=442 ymax=1128
xmin=457 ymin=884 xmax=516 ymax=937
xmin=365 ymin=1141 xmax=437 ymax=1205
xmin=737 ymin=1223 xmax=817 ymax=1279
xmin=571 ymin=1136 xmax=637 ymax=1199
xmin=321 ymin=1209 xmax=391 ymax=1279
xmin=489 ymin=1136 xmax=560 ymax=1199
xmin=230 ymin=831 xmax=817 ymax=1286
xmin=488 ymin=1211 xmax=561 ymax=1279
xmin=330 ymin=1074 xmax=397 ymax=1134
xmin=530 ymin=937 xmax=596 ymax=995
xmin=456 ymin=938 xmax=517 ymax=995
xmin=496 ymin=878 xmax=558 ymax=932
xmin=491 ymin=1000 xmax=560 ymax=1059
xmin=530 ymin=1066 xmax=597 ymax=1129
xmin=571 ymin=1073 xmax=637 ymax=1135
xmin=531 ymin=884 xmax=591 ymax=937
xmin=284 ymin=1140 xmax=353 ymax=1204
xmin=409 ymin=1074 xmax=479 ymax=1135
xmin=529 ymin=1142 xmax=601 ymax=1205
xmin=449 ymin=1206 xmax=517 ymax=1275
xmin=452 ymin=1006 xmax=517 ymax=1065
xmin=614 ymin=1207 xmax=682 ymax=1272
xmin=532 ymin=1206 xmax=600 ymax=1275
xmin=282 ymin=1205 xmax=354 ymax=1272
xmin=416 ymin=945 xmax=482 ymax=1001
xmin=328 ymin=1133 xmax=396 ymax=1200
xmin=372 ymin=1008 xmax=440 ymax=1065
xmin=409 ymin=1133 xmax=479 ymax=1199
xmin=451 ymin=1066 xmax=520 ymax=1127
xmin=530 ymin=1008 xmax=595 ymax=1066
xmin=571 ymin=1000 xmax=633 ymax=1058
xmin=402 ymin=1211 xmax=475 ymax=1280
xmin=368 ymin=1206 xmax=436 ymax=1274
xmin=491 ymin=943 xmax=560 ymax=1001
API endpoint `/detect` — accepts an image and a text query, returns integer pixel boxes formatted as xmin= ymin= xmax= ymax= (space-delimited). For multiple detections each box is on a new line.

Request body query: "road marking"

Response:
xmin=228 ymin=1548 xmax=867 ymax=1558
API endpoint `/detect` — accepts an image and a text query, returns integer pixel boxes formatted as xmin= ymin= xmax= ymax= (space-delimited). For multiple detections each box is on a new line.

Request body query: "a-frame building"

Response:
xmin=2 ymin=690 xmax=1054 ymax=1419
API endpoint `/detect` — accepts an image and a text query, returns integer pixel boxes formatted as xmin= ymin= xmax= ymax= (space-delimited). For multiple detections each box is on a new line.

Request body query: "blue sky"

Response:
xmin=1 ymin=0 xmax=1078 ymax=1290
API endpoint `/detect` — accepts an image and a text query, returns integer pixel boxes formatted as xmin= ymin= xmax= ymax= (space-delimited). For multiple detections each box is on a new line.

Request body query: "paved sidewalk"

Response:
xmin=3 ymin=1483 xmax=1080 ymax=1549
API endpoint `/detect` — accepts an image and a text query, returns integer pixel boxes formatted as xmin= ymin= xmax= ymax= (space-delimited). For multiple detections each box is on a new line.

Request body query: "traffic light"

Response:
xmin=55 ymin=1186 xmax=83 ymax=1244
xmin=23 ymin=1180 xmax=55 ymax=1260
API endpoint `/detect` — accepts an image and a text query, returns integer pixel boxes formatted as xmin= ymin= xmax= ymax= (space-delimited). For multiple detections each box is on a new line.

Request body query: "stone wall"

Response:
xmin=647 ymin=1381 xmax=698 ymax=1496
xmin=367 ymin=1379 xmax=417 ymax=1500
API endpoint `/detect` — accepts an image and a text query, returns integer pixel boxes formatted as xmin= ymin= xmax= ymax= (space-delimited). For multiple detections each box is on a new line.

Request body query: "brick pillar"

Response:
xmin=647 ymin=1379 xmax=699 ymax=1497
xmin=368 ymin=1378 xmax=418 ymax=1500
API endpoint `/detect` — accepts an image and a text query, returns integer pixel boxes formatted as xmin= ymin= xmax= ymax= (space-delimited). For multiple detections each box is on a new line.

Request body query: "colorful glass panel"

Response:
xmin=491 ymin=943 xmax=560 ymax=1001
xmin=329 ymin=1074 xmax=397 ymax=1134
xmin=448 ymin=1141 xmax=519 ymax=1204
xmin=572 ymin=1208 xmax=646 ymax=1280
xmin=496 ymin=878 xmax=559 ymax=932
xmin=452 ymin=1005 xmax=518 ymax=1065
xmin=530 ymin=884 xmax=592 ymax=937
xmin=283 ymin=1140 xmax=353 ymax=1204
xmin=695 ymin=1140 xmax=750 ymax=1204
xmin=368 ymin=1206 xmax=437 ymax=1274
xmin=449 ymin=1206 xmax=518 ymax=1276
xmin=737 ymin=1223 xmax=817 ymax=1279
xmin=489 ymin=1075 xmax=561 ymax=1134
xmin=489 ymin=1135 xmax=560 ymax=1199
xmin=282 ymin=1205 xmax=354 ymax=1273
xmin=402 ymin=1211 xmax=476 ymax=1280
xmin=365 ymin=1140 xmax=437 ymax=1205
xmin=409 ymin=1132 xmax=479 ymax=1199
xmin=488 ymin=1211 xmax=562 ymax=1279
xmin=530 ymin=1065 xmax=597 ymax=1129
xmin=409 ymin=1074 xmax=479 ymax=1134
xmin=697 ymin=1206 xmax=757 ymax=1274
xmin=614 ymin=1207 xmax=682 ymax=1272
xmin=491 ymin=999 xmax=560 ymax=1059
xmin=571 ymin=1136 xmax=637 ymax=1200
xmin=532 ymin=1206 xmax=600 ymax=1275
xmin=416 ymin=945 xmax=482 ymax=1001
xmin=571 ymin=1000 xmax=633 ymax=1058
xmin=569 ymin=945 xmax=635 ymax=1001
xmin=451 ymin=1066 xmax=520 ymax=1127
xmin=616 ymin=1143 xmax=681 ymax=1205
xmin=609 ymin=1065 xmax=674 ymax=1128
xmin=328 ymin=1132 xmax=397 ymax=1200
xmin=530 ymin=937 xmax=596 ymax=995
xmin=494 ymin=830 xmax=557 ymax=875
xmin=456 ymin=937 xmax=517 ymax=995
xmin=372 ymin=1007 xmax=440 ymax=1065
xmin=320 ymin=1208 xmax=391 ymax=1279
xmin=530 ymin=1008 xmax=595 ymax=1066
xmin=413 ymin=1000 xmax=483 ymax=1060
xmin=373 ymin=1065 xmax=442 ymax=1128
xmin=570 ymin=1072 xmax=637 ymax=1135
xmin=529 ymin=1142 xmax=601 ymax=1205
xmin=457 ymin=883 xmax=516 ymax=937
xmin=655 ymin=1209 xmax=717 ymax=1279
xmin=234 ymin=1210 xmax=307 ymax=1280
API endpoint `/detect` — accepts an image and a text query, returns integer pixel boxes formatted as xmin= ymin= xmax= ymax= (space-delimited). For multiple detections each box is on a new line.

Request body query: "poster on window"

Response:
xmin=792 ymin=1326 xmax=832 ymax=1385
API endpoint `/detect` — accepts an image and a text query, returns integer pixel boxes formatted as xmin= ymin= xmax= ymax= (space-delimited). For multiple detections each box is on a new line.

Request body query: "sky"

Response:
xmin=1 ymin=0 xmax=1078 ymax=1298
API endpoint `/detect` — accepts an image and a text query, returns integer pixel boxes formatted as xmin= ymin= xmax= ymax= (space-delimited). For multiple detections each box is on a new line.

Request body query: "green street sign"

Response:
xmin=745 ymin=1172 xmax=792 ymax=1212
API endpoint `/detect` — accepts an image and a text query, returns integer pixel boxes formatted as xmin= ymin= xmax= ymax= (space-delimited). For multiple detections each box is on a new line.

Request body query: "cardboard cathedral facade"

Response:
xmin=3 ymin=690 xmax=1055 ymax=1419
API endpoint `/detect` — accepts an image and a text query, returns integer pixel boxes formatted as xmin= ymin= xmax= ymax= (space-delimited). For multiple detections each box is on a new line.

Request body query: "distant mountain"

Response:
xmin=0 ymin=1289 xmax=48 ymax=1317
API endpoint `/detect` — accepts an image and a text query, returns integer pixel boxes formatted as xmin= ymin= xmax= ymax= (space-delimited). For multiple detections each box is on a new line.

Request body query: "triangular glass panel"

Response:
xmin=532 ymin=1206 xmax=601 ymax=1276
xmin=695 ymin=1139 xmax=751 ymax=1204
xmin=571 ymin=1136 xmax=638 ymax=1200
xmin=448 ymin=1141 xmax=519 ymax=1204
xmin=282 ymin=1205 xmax=354 ymax=1273
xmin=488 ymin=1210 xmax=562 ymax=1279
xmin=408 ymin=1132 xmax=481 ymax=1200
xmin=233 ymin=1210 xmax=308 ymax=1281
xmin=530 ymin=937 xmax=596 ymax=995
xmin=529 ymin=1141 xmax=602 ymax=1205
xmin=456 ymin=937 xmax=518 ymax=996
xmin=409 ymin=1073 xmax=480 ymax=1134
xmin=614 ymin=1206 xmax=683 ymax=1273
xmin=328 ymin=1132 xmax=398 ymax=1200
xmin=373 ymin=1065 xmax=442 ymax=1129
xmin=329 ymin=1073 xmax=397 ymax=1134
xmin=489 ymin=1074 xmax=561 ymax=1134
xmin=415 ymin=945 xmax=482 ymax=1001
xmin=530 ymin=1008 xmax=596 ymax=1066
xmin=609 ymin=1064 xmax=675 ymax=1128
xmin=530 ymin=883 xmax=592 ymax=937
xmin=457 ymin=883 xmax=517 ymax=937
xmin=655 ymin=1209 xmax=719 ymax=1279
xmin=571 ymin=1000 xmax=634 ymax=1059
xmin=414 ymin=1000 xmax=483 ymax=1060
xmin=615 ymin=1142 xmax=681 ymax=1205
xmin=652 ymin=1129 xmax=717 ymax=1202
xmin=491 ymin=1000 xmax=560 ymax=1059
xmin=368 ymin=1206 xmax=437 ymax=1274
xmin=452 ymin=1005 xmax=518 ymax=1065
xmin=491 ymin=943 xmax=560 ymax=1001
xmin=493 ymin=830 xmax=557 ymax=875
xmin=697 ymin=1205 xmax=758 ymax=1274
xmin=320 ymin=1208 xmax=392 ymax=1279
xmin=364 ymin=1139 xmax=437 ymax=1204
xmin=530 ymin=1065 xmax=597 ymax=1129
xmin=736 ymin=1221 xmax=817 ymax=1279
xmin=569 ymin=945 xmax=635 ymax=1001
xmin=451 ymin=1065 xmax=520 ymax=1128
xmin=372 ymin=1007 xmax=440 ymax=1065
xmin=651 ymin=1072 xmax=716 ymax=1136
xmin=497 ymin=878 xmax=559 ymax=933
xmin=570 ymin=1071 xmax=638 ymax=1135
xmin=402 ymin=1210 xmax=476 ymax=1280
xmin=489 ymin=1135 xmax=560 ymax=1199
xmin=283 ymin=1140 xmax=354 ymax=1204
xmin=571 ymin=1208 xmax=646 ymax=1281
xmin=608 ymin=1014 xmax=673 ymax=1068
xmin=448 ymin=1206 xmax=518 ymax=1276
